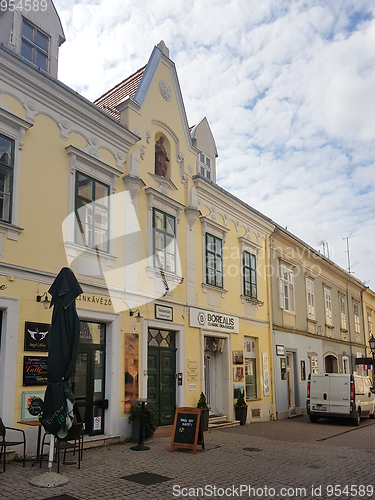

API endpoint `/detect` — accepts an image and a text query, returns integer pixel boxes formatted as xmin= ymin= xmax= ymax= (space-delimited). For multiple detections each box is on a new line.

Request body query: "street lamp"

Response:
xmin=369 ymin=335 xmax=375 ymax=388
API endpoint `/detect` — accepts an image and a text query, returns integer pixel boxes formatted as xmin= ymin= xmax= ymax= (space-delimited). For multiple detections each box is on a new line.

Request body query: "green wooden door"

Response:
xmin=148 ymin=344 xmax=176 ymax=426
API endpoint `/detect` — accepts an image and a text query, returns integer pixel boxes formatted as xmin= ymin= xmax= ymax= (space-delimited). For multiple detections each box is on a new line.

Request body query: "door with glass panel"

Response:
xmin=147 ymin=329 xmax=176 ymax=426
xmin=71 ymin=321 xmax=106 ymax=435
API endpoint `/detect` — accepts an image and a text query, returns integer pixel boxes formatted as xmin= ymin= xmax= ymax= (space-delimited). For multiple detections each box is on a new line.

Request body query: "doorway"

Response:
xmin=325 ymin=355 xmax=338 ymax=373
xmin=204 ymin=336 xmax=225 ymax=415
xmin=71 ymin=321 xmax=106 ymax=435
xmin=286 ymin=352 xmax=295 ymax=410
xmin=147 ymin=328 xmax=176 ymax=426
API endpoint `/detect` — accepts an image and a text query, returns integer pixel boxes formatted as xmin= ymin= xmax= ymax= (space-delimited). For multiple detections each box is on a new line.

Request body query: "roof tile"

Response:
xmin=94 ymin=65 xmax=146 ymax=120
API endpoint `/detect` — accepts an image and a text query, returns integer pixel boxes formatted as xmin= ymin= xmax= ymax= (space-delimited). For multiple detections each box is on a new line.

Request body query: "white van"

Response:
xmin=307 ymin=373 xmax=375 ymax=425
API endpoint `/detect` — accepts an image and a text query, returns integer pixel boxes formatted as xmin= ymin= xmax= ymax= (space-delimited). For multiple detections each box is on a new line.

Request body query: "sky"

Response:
xmin=54 ymin=0 xmax=375 ymax=289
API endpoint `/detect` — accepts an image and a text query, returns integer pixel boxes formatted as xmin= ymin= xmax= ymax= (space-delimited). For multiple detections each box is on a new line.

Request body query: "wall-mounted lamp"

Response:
xmin=129 ymin=308 xmax=142 ymax=323
xmin=36 ymin=292 xmax=51 ymax=310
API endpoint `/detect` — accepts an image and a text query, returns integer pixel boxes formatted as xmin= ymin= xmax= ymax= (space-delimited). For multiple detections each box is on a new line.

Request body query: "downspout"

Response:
xmin=346 ymin=280 xmax=353 ymax=373
xmin=267 ymin=233 xmax=276 ymax=420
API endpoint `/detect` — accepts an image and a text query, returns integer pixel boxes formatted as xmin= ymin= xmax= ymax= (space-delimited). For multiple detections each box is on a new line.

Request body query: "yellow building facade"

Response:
xmin=0 ymin=3 xmax=276 ymax=455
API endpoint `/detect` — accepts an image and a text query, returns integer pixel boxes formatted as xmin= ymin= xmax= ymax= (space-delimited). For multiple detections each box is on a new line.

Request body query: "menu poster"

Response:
xmin=23 ymin=356 xmax=48 ymax=386
xmin=22 ymin=391 xmax=44 ymax=421
xmin=24 ymin=322 xmax=50 ymax=351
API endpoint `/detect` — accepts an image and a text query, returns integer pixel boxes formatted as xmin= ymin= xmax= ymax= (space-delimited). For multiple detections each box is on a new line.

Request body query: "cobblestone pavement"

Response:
xmin=1 ymin=416 xmax=375 ymax=500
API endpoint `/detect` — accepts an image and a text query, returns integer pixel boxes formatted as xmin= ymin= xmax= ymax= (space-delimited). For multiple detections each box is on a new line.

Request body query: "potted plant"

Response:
xmin=197 ymin=392 xmax=209 ymax=431
xmin=129 ymin=402 xmax=157 ymax=442
xmin=234 ymin=393 xmax=248 ymax=426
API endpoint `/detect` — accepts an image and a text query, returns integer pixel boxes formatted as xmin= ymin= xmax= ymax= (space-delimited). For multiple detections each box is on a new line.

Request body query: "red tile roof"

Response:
xmin=94 ymin=65 xmax=146 ymax=120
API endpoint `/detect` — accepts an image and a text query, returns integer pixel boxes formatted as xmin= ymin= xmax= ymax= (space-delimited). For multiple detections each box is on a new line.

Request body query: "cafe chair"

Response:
xmin=40 ymin=422 xmax=84 ymax=473
xmin=0 ymin=418 xmax=26 ymax=472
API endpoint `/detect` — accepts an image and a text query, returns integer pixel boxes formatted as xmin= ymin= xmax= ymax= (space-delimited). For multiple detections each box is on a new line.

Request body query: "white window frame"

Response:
xmin=21 ymin=18 xmax=50 ymax=72
xmin=368 ymin=311 xmax=373 ymax=337
xmin=324 ymin=287 xmax=333 ymax=326
xmin=339 ymin=294 xmax=347 ymax=330
xmin=353 ymin=301 xmax=361 ymax=335
xmin=145 ymin=187 xmax=183 ymax=284
xmin=199 ymin=152 xmax=212 ymax=181
xmin=0 ymin=108 xmax=33 ymax=240
xmin=65 ymin=146 xmax=119 ymax=267
xmin=310 ymin=355 xmax=319 ymax=374
xmin=342 ymin=356 xmax=350 ymax=374
xmin=306 ymin=277 xmax=315 ymax=320
xmin=279 ymin=264 xmax=295 ymax=313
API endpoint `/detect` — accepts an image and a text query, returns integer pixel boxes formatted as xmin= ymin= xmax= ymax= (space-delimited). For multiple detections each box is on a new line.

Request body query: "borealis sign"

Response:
xmin=190 ymin=307 xmax=239 ymax=333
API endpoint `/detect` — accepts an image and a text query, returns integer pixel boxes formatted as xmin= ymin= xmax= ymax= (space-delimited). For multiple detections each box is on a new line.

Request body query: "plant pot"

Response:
xmin=200 ymin=408 xmax=209 ymax=432
xmin=131 ymin=419 xmax=140 ymax=443
xmin=235 ymin=406 xmax=247 ymax=426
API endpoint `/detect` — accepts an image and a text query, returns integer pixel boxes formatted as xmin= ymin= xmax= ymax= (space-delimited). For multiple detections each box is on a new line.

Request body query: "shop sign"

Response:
xmin=76 ymin=293 xmax=112 ymax=306
xmin=189 ymin=307 xmax=239 ymax=333
xmin=262 ymin=353 xmax=270 ymax=397
xmin=187 ymin=359 xmax=198 ymax=381
xmin=76 ymin=294 xmax=112 ymax=306
xmin=276 ymin=345 xmax=285 ymax=356
xmin=155 ymin=304 xmax=173 ymax=321
xmin=24 ymin=322 xmax=50 ymax=351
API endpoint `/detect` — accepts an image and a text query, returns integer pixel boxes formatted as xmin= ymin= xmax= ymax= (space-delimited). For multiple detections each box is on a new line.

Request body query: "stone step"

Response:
xmin=82 ymin=434 xmax=120 ymax=450
xmin=209 ymin=419 xmax=241 ymax=429
xmin=209 ymin=415 xmax=228 ymax=423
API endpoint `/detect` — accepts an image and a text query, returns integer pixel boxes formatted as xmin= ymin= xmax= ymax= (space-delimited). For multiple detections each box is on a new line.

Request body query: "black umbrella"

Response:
xmin=40 ymin=268 xmax=83 ymax=439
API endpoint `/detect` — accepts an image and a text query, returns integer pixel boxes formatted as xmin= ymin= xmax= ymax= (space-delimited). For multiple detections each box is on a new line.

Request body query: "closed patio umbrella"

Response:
xmin=40 ymin=267 xmax=83 ymax=470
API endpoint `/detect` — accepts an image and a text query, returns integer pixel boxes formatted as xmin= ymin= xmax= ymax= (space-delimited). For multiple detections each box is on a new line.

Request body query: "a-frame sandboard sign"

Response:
xmin=169 ymin=407 xmax=205 ymax=454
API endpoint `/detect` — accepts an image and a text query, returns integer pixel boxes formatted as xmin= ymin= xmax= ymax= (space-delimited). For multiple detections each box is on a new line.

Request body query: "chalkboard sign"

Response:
xmin=23 ymin=356 xmax=48 ymax=386
xmin=170 ymin=407 xmax=204 ymax=454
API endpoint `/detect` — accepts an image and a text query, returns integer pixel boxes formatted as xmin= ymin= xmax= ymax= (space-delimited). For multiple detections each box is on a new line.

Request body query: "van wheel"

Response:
xmin=370 ymin=412 xmax=375 ymax=419
xmin=309 ymin=415 xmax=318 ymax=423
xmin=353 ymin=410 xmax=361 ymax=426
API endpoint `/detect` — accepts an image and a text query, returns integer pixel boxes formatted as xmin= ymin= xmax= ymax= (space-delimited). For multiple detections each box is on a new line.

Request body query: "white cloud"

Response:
xmin=54 ymin=0 xmax=375 ymax=287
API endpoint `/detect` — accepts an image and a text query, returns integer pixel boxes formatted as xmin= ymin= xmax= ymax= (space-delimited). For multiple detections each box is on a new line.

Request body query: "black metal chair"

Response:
xmin=0 ymin=418 xmax=26 ymax=472
xmin=40 ymin=422 xmax=84 ymax=473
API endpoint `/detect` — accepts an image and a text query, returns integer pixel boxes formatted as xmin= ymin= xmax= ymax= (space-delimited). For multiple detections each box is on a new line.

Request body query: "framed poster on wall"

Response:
xmin=24 ymin=322 xmax=50 ymax=351
xmin=21 ymin=391 xmax=44 ymax=421
xmin=23 ymin=356 xmax=48 ymax=386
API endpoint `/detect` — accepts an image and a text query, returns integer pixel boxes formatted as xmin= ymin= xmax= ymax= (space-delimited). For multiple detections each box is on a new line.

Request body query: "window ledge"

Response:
xmin=340 ymin=328 xmax=348 ymax=333
xmin=64 ymin=242 xmax=118 ymax=268
xmin=281 ymin=309 xmax=296 ymax=316
xmin=240 ymin=295 xmax=264 ymax=307
xmin=325 ymin=324 xmax=334 ymax=329
xmin=201 ymin=283 xmax=227 ymax=297
xmin=146 ymin=266 xmax=183 ymax=285
xmin=0 ymin=221 xmax=24 ymax=241
xmin=307 ymin=318 xmax=317 ymax=323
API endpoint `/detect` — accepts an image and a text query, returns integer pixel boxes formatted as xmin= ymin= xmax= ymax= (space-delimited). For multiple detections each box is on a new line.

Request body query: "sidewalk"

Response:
xmin=1 ymin=417 xmax=375 ymax=500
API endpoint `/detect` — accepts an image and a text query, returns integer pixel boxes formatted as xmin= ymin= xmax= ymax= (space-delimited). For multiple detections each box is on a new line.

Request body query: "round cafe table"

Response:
xmin=129 ymin=398 xmax=154 ymax=451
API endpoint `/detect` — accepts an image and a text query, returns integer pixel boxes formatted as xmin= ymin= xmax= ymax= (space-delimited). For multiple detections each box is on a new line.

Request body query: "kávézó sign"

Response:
xmin=189 ymin=307 xmax=239 ymax=333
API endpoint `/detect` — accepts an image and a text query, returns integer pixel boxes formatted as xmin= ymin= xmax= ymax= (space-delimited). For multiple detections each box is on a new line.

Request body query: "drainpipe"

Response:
xmin=346 ymin=280 xmax=353 ymax=373
xmin=267 ymin=233 xmax=276 ymax=420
